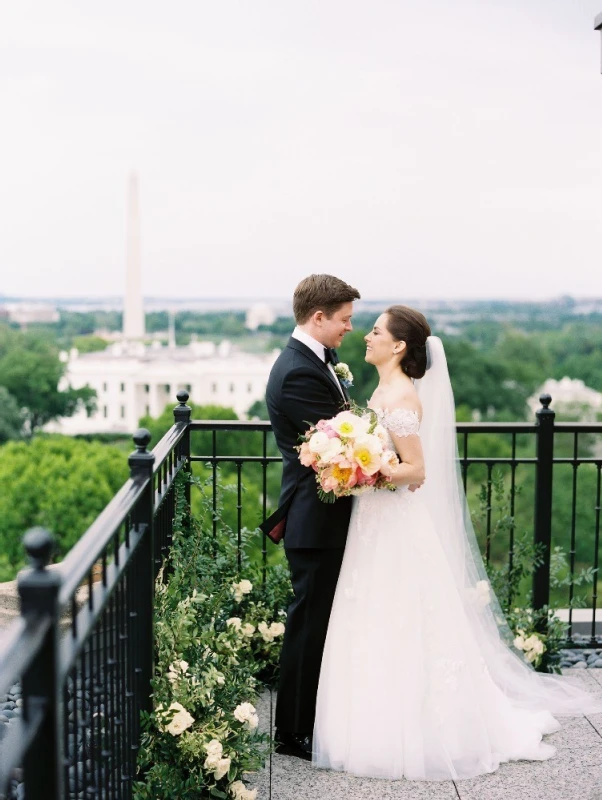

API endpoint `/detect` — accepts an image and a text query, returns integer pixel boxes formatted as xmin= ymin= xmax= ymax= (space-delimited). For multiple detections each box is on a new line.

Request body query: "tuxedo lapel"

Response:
xmin=286 ymin=338 xmax=345 ymax=401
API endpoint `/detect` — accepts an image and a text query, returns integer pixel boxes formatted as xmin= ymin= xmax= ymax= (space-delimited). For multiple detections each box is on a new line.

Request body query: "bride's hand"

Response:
xmin=408 ymin=482 xmax=422 ymax=492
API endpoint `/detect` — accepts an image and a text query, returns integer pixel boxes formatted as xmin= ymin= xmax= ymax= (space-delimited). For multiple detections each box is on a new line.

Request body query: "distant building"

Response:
xmin=529 ymin=377 xmax=602 ymax=421
xmin=6 ymin=304 xmax=60 ymax=326
xmin=48 ymin=340 xmax=278 ymax=434
xmin=245 ymin=303 xmax=276 ymax=330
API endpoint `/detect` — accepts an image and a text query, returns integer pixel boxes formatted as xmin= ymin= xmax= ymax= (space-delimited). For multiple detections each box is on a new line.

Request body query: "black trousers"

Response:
xmin=275 ymin=547 xmax=345 ymax=734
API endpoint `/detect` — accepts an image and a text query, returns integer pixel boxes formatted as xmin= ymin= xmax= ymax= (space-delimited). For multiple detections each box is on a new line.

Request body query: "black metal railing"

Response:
xmin=456 ymin=395 xmax=602 ymax=645
xmin=0 ymin=391 xmax=601 ymax=797
xmin=0 ymin=394 xmax=192 ymax=799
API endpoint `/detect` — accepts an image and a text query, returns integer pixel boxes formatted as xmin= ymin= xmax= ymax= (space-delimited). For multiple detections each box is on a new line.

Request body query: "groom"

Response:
xmin=260 ymin=274 xmax=361 ymax=760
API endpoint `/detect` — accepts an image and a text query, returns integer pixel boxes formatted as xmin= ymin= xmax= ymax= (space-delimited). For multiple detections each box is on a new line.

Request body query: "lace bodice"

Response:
xmin=374 ymin=407 xmax=420 ymax=438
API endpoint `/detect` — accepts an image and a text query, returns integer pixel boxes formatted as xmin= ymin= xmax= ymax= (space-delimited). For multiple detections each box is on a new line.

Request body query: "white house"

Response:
xmin=48 ymin=340 xmax=278 ymax=435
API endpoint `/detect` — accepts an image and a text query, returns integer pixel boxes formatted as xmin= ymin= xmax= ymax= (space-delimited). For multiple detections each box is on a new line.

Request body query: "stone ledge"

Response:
xmin=0 ymin=564 xmax=90 ymax=632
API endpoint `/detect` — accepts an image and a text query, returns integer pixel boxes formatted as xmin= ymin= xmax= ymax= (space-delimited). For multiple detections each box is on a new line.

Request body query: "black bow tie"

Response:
xmin=324 ymin=347 xmax=337 ymax=365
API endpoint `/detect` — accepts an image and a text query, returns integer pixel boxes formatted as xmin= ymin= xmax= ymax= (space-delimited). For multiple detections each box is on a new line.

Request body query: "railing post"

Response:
xmin=174 ymin=390 xmax=192 ymax=512
xmin=18 ymin=528 xmax=63 ymax=800
xmin=128 ymin=428 xmax=155 ymax=716
xmin=533 ymin=393 xmax=555 ymax=613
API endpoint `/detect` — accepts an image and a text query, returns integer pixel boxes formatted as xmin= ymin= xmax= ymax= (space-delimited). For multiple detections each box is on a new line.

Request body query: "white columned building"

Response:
xmin=51 ymin=341 xmax=278 ymax=434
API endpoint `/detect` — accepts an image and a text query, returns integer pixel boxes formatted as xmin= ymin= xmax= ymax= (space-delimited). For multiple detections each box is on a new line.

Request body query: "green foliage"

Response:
xmin=444 ymin=338 xmax=529 ymax=418
xmin=475 ymin=471 xmax=595 ymax=673
xmin=246 ymin=398 xmax=268 ymax=421
xmin=140 ymin=403 xmax=241 ymax=457
xmin=0 ymin=436 xmax=128 ymax=576
xmin=135 ymin=475 xmax=292 ymax=799
xmin=72 ymin=335 xmax=109 ymax=353
xmin=0 ymin=327 xmax=97 ymax=433
xmin=0 ymin=386 xmax=24 ymax=443
xmin=177 ymin=311 xmax=247 ymax=338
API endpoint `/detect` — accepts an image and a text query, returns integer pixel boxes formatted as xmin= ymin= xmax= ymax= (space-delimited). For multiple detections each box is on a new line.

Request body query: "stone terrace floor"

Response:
xmin=248 ymin=669 xmax=602 ymax=800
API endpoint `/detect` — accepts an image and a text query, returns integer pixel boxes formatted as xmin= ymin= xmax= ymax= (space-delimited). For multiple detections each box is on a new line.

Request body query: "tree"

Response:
xmin=492 ymin=331 xmax=551 ymax=398
xmin=72 ymin=335 xmax=109 ymax=353
xmin=0 ymin=436 xmax=129 ymax=579
xmin=444 ymin=338 xmax=530 ymax=419
xmin=247 ymin=398 xmax=268 ymax=420
xmin=0 ymin=327 xmax=97 ymax=434
xmin=0 ymin=386 xmax=24 ymax=443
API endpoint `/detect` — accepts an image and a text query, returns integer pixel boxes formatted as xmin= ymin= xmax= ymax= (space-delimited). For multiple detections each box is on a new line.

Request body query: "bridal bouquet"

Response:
xmin=297 ymin=408 xmax=398 ymax=502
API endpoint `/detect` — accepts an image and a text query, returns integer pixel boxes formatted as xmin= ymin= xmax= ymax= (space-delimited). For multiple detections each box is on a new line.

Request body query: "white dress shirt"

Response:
xmin=292 ymin=327 xmax=344 ymax=398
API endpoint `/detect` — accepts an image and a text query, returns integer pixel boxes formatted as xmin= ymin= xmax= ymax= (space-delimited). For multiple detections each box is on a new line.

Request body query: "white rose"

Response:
xmin=247 ymin=713 xmax=259 ymax=730
xmin=242 ymin=623 xmax=256 ymax=637
xmin=167 ymin=659 xmax=189 ymax=683
xmin=525 ymin=649 xmax=539 ymax=663
xmin=230 ymin=780 xmax=258 ymax=800
xmin=205 ymin=738 xmax=223 ymax=760
xmin=233 ymin=702 xmax=256 ymax=724
xmin=524 ymin=634 xmax=545 ymax=655
xmin=258 ymin=621 xmax=274 ymax=643
xmin=215 ymin=672 xmax=225 ymax=686
xmin=318 ymin=437 xmax=343 ymax=463
xmin=269 ymin=621 xmax=285 ymax=637
xmin=204 ymin=753 xmax=219 ymax=770
xmin=162 ymin=702 xmax=195 ymax=736
xmin=226 ymin=617 xmax=242 ymax=630
xmin=213 ymin=756 xmax=231 ymax=780
xmin=308 ymin=431 xmax=330 ymax=454
xmin=231 ymin=580 xmax=253 ymax=602
xmin=513 ymin=634 xmax=526 ymax=651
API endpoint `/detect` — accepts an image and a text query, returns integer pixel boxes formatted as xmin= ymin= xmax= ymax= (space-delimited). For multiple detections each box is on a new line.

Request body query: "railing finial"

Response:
xmin=23 ymin=527 xmax=54 ymax=571
xmin=174 ymin=390 xmax=192 ymax=424
xmin=129 ymin=428 xmax=155 ymax=477
xmin=539 ymin=393 xmax=552 ymax=410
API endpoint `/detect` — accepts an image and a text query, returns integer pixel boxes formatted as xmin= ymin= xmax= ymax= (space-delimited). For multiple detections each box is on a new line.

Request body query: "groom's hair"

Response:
xmin=293 ymin=274 xmax=361 ymax=324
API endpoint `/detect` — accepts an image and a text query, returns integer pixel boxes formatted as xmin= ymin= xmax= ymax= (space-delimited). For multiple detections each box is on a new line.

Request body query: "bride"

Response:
xmin=313 ymin=304 xmax=601 ymax=782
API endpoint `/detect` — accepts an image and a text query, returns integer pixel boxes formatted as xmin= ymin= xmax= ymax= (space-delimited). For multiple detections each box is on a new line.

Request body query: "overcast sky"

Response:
xmin=1 ymin=1 xmax=601 ymax=302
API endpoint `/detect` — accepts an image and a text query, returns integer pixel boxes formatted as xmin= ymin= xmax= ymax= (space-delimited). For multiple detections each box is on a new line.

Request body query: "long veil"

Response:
xmin=414 ymin=336 xmax=601 ymax=713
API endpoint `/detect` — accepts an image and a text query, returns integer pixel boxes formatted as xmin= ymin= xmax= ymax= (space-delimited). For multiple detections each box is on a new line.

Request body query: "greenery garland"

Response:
xmin=134 ymin=472 xmax=292 ymax=799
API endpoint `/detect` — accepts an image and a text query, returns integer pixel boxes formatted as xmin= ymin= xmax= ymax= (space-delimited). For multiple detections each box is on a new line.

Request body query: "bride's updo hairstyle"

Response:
xmin=384 ymin=305 xmax=432 ymax=379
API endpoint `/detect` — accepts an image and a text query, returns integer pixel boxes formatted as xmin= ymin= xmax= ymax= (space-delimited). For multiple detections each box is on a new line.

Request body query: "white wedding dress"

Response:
xmin=313 ymin=337 xmax=602 ymax=782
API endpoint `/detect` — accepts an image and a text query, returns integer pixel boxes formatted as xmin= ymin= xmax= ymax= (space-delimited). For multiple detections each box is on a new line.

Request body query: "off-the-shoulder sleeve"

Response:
xmin=379 ymin=407 xmax=421 ymax=437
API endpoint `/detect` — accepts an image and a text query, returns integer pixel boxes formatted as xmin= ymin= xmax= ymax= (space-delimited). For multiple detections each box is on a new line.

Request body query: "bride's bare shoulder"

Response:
xmin=383 ymin=384 xmax=422 ymax=420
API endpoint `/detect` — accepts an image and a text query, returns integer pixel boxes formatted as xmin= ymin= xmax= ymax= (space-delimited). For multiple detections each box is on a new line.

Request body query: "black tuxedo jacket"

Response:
xmin=260 ymin=337 xmax=353 ymax=549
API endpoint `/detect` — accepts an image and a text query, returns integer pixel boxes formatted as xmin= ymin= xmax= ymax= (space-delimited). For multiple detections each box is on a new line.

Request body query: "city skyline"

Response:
xmin=1 ymin=1 xmax=601 ymax=301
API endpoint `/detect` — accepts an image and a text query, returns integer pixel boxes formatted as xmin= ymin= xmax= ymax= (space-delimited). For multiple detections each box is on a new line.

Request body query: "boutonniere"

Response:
xmin=334 ymin=362 xmax=354 ymax=388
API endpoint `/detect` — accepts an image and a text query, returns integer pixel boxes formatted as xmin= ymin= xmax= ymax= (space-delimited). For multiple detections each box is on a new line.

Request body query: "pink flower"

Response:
xmin=379 ymin=449 xmax=399 ymax=478
xmin=299 ymin=441 xmax=317 ymax=468
xmin=320 ymin=468 xmax=339 ymax=493
xmin=354 ymin=468 xmax=378 ymax=486
xmin=316 ymin=420 xmax=339 ymax=439
xmin=354 ymin=467 xmax=369 ymax=485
